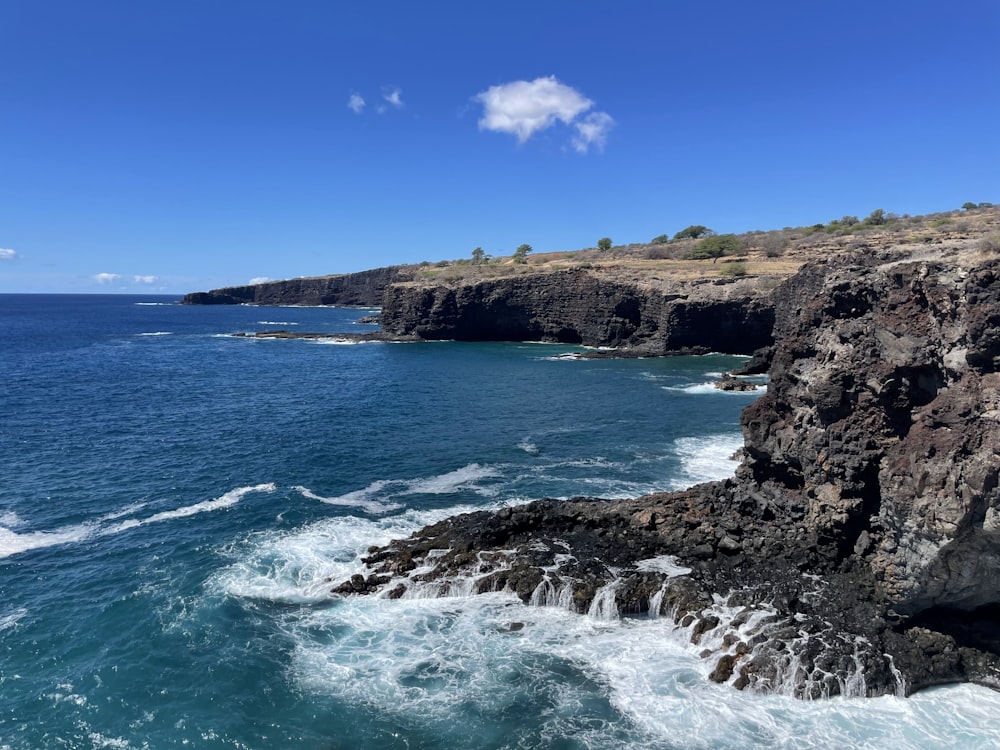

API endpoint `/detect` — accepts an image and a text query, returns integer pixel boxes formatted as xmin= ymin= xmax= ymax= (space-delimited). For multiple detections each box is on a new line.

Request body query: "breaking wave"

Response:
xmin=668 ymin=433 xmax=745 ymax=490
xmin=0 ymin=484 xmax=276 ymax=559
xmin=210 ymin=509 xmax=1000 ymax=749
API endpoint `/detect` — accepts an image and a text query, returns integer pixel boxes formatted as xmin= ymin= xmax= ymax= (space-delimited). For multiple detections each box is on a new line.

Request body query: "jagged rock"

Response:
xmin=714 ymin=374 xmax=760 ymax=392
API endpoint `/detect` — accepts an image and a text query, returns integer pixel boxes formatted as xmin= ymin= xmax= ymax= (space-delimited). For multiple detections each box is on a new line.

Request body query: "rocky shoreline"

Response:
xmin=331 ymin=245 xmax=1000 ymax=698
xmin=185 ymin=212 xmax=1000 ymax=698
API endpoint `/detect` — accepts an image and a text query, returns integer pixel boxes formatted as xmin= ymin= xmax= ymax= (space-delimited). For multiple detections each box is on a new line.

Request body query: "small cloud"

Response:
xmin=93 ymin=272 xmax=121 ymax=284
xmin=382 ymin=86 xmax=404 ymax=109
xmin=0 ymin=247 xmax=17 ymax=260
xmin=474 ymin=76 xmax=592 ymax=144
xmin=133 ymin=274 xmax=158 ymax=284
xmin=248 ymin=277 xmax=271 ymax=285
xmin=347 ymin=93 xmax=366 ymax=114
xmin=571 ymin=111 xmax=615 ymax=154
xmin=474 ymin=76 xmax=612 ymax=153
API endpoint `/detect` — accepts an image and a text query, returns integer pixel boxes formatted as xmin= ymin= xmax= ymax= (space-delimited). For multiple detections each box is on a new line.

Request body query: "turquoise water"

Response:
xmin=2 ymin=295 xmax=999 ymax=749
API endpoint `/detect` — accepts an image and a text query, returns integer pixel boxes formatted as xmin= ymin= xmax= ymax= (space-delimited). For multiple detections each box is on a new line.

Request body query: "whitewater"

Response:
xmin=1 ymin=294 xmax=998 ymax=749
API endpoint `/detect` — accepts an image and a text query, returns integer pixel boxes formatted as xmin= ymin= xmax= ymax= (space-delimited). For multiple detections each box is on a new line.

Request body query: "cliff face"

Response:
xmin=742 ymin=250 xmax=1000 ymax=617
xmin=182 ymin=264 xmax=776 ymax=356
xmin=380 ymin=268 xmax=776 ymax=355
xmin=341 ymin=247 xmax=1000 ymax=697
xmin=181 ymin=266 xmax=414 ymax=306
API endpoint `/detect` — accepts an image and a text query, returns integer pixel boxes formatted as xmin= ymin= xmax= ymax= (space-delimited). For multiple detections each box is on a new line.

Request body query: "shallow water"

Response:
xmin=1 ymin=294 xmax=997 ymax=749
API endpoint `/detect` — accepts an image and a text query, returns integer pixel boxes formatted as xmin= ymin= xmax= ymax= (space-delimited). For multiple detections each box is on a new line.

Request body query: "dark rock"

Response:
xmin=715 ymin=374 xmax=761 ymax=392
xmin=182 ymin=265 xmax=415 ymax=306
xmin=378 ymin=269 xmax=775 ymax=355
xmin=710 ymin=654 xmax=739 ymax=683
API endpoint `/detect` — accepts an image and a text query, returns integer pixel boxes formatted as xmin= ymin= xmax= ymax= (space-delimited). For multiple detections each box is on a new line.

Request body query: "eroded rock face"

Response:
xmin=742 ymin=252 xmax=1000 ymax=617
xmin=379 ymin=269 xmax=775 ymax=354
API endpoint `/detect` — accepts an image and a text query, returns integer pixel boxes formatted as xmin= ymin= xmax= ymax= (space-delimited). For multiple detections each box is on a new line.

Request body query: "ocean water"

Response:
xmin=1 ymin=294 xmax=998 ymax=750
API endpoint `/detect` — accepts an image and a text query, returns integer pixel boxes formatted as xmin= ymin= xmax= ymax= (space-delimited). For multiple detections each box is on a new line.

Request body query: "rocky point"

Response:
xmin=335 ymin=243 xmax=1000 ymax=699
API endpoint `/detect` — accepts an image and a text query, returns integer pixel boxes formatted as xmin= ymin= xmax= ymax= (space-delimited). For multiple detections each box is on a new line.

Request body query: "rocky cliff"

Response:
xmin=742 ymin=246 xmax=1000 ymax=619
xmin=181 ymin=265 xmax=415 ymax=306
xmin=380 ymin=268 xmax=776 ymax=354
xmin=338 ymin=245 xmax=1000 ymax=698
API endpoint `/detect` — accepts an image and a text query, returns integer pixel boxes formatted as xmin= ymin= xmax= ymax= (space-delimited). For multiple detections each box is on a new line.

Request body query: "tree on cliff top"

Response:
xmin=673 ymin=225 xmax=713 ymax=240
xmin=513 ymin=244 xmax=532 ymax=264
xmin=597 ymin=237 xmax=612 ymax=252
xmin=688 ymin=233 xmax=740 ymax=262
xmin=471 ymin=247 xmax=485 ymax=264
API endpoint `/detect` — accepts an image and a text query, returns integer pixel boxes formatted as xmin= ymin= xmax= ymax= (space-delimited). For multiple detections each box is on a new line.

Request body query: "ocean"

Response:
xmin=2 ymin=294 xmax=998 ymax=749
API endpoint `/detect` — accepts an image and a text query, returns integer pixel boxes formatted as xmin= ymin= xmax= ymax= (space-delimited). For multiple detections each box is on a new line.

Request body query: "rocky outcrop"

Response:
xmin=742 ymin=248 xmax=1000 ymax=618
xmin=380 ymin=269 xmax=776 ymax=355
xmin=336 ymin=246 xmax=1000 ymax=698
xmin=181 ymin=266 xmax=415 ymax=306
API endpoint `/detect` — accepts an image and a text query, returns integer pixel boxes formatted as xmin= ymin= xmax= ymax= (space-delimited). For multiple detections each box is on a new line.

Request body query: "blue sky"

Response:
xmin=1 ymin=1 xmax=998 ymax=294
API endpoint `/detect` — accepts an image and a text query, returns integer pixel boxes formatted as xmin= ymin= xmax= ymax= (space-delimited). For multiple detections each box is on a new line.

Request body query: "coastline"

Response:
xmin=183 ymin=207 xmax=1000 ymax=699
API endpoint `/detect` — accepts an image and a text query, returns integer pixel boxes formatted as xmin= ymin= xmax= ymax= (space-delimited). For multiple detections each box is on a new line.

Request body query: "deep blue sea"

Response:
xmin=2 ymin=294 xmax=999 ymax=749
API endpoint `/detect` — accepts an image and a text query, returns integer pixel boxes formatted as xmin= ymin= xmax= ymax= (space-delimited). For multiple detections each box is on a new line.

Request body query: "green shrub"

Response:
xmin=863 ymin=208 xmax=887 ymax=226
xmin=720 ymin=260 xmax=748 ymax=277
xmin=674 ymin=225 xmax=713 ymax=240
xmin=689 ymin=233 xmax=741 ymax=261
xmin=597 ymin=237 xmax=612 ymax=252
xmin=650 ymin=234 xmax=670 ymax=244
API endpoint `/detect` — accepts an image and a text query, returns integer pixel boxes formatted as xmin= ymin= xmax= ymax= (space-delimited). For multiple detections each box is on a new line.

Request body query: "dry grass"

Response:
xmin=405 ymin=205 xmax=1000 ymax=288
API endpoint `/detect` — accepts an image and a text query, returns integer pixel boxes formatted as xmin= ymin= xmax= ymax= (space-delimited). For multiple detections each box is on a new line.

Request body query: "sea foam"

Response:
xmin=304 ymin=464 xmax=503 ymax=514
xmin=205 ymin=485 xmax=1000 ymax=750
xmin=293 ymin=485 xmax=403 ymax=515
xmin=0 ymin=485 xmax=276 ymax=559
xmin=669 ymin=433 xmax=744 ymax=490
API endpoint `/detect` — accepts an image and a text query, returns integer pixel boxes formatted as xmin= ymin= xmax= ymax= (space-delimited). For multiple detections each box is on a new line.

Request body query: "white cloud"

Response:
xmin=93 ymin=272 xmax=121 ymax=284
xmin=382 ymin=87 xmax=404 ymax=108
xmin=347 ymin=93 xmax=366 ymax=114
xmin=571 ymin=111 xmax=615 ymax=153
xmin=248 ymin=277 xmax=271 ymax=285
xmin=474 ymin=76 xmax=612 ymax=150
xmin=0 ymin=248 xmax=17 ymax=260
xmin=133 ymin=275 xmax=158 ymax=284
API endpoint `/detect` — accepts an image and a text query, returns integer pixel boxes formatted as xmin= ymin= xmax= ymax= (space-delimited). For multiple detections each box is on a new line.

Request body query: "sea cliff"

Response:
xmin=338 ymin=243 xmax=1000 ymax=698
xmin=184 ymin=265 xmax=778 ymax=355
xmin=378 ymin=269 xmax=774 ymax=354
xmin=180 ymin=266 xmax=414 ymax=307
